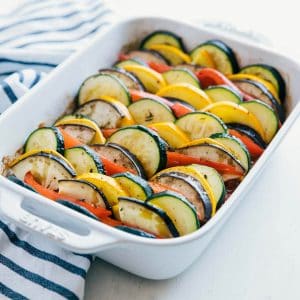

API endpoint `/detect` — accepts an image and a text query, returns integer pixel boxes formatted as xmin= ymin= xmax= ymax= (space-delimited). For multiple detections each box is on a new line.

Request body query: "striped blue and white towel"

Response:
xmin=0 ymin=1 xmax=112 ymax=299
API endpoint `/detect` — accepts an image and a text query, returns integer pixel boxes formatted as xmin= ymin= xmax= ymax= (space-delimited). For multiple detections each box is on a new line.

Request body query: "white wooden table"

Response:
xmin=2 ymin=1 xmax=300 ymax=299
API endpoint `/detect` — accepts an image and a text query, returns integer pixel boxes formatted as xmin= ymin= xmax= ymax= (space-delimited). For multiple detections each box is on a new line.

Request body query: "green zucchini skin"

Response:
xmin=64 ymin=145 xmax=105 ymax=175
xmin=210 ymin=132 xmax=251 ymax=172
xmin=232 ymin=79 xmax=285 ymax=123
xmin=140 ymin=30 xmax=186 ymax=51
xmin=56 ymin=199 xmax=99 ymax=220
xmin=152 ymin=171 xmax=212 ymax=223
xmin=118 ymin=197 xmax=179 ymax=237
xmin=113 ymin=172 xmax=153 ymax=201
xmin=75 ymin=99 xmax=125 ymax=128
xmin=241 ymin=100 xmax=279 ymax=143
xmin=77 ymin=73 xmax=131 ymax=107
xmin=128 ymin=98 xmax=176 ymax=125
xmin=10 ymin=151 xmax=76 ymax=190
xmin=58 ymin=179 xmax=110 ymax=209
xmin=176 ymin=111 xmax=227 ymax=139
xmin=24 ymin=127 xmax=65 ymax=154
xmin=227 ymin=123 xmax=266 ymax=149
xmin=146 ymin=191 xmax=200 ymax=236
xmin=109 ymin=125 xmax=168 ymax=178
xmin=115 ymin=225 xmax=156 ymax=238
xmin=190 ymin=39 xmax=239 ymax=74
xmin=190 ymin=165 xmax=226 ymax=210
xmin=90 ymin=143 xmax=146 ymax=179
xmin=176 ymin=143 xmax=245 ymax=175
xmin=204 ymin=85 xmax=242 ymax=103
xmin=162 ymin=68 xmax=200 ymax=88
xmin=239 ymin=63 xmax=286 ymax=100
xmin=99 ymin=67 xmax=145 ymax=91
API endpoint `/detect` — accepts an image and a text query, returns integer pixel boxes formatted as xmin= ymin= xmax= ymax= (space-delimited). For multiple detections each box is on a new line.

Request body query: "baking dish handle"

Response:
xmin=0 ymin=187 xmax=121 ymax=254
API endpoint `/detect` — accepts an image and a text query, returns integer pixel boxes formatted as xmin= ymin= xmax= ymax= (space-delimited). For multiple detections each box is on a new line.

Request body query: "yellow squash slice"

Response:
xmin=157 ymin=83 xmax=212 ymax=110
xmin=78 ymin=173 xmax=128 ymax=206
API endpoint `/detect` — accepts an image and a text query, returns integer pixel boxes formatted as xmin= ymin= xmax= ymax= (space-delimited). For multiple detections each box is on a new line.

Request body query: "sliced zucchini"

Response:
xmin=228 ymin=73 xmax=279 ymax=102
xmin=9 ymin=150 xmax=76 ymax=190
xmin=56 ymin=199 xmax=98 ymax=220
xmin=75 ymin=99 xmax=133 ymax=129
xmin=121 ymin=64 xmax=166 ymax=94
xmin=24 ymin=127 xmax=64 ymax=154
xmin=58 ymin=179 xmax=110 ymax=209
xmin=162 ymin=68 xmax=200 ymax=88
xmin=175 ymin=64 xmax=203 ymax=73
xmin=89 ymin=143 xmax=146 ymax=178
xmin=123 ymin=50 xmax=169 ymax=65
xmin=77 ymin=73 xmax=131 ymax=106
xmin=232 ymin=79 xmax=285 ymax=122
xmin=140 ymin=30 xmax=185 ymax=51
xmin=113 ymin=172 xmax=152 ymax=201
xmin=118 ymin=197 xmax=179 ymax=238
xmin=147 ymin=191 xmax=200 ymax=236
xmin=55 ymin=118 xmax=105 ymax=144
xmin=239 ymin=64 xmax=286 ymax=100
xmin=176 ymin=112 xmax=227 ymax=140
xmin=190 ymin=165 xmax=225 ymax=209
xmin=204 ymin=85 xmax=242 ymax=104
xmin=115 ymin=225 xmax=156 ymax=238
xmin=148 ymin=122 xmax=190 ymax=149
xmin=64 ymin=146 xmax=104 ymax=176
xmin=57 ymin=124 xmax=95 ymax=144
xmin=128 ymin=98 xmax=175 ymax=125
xmin=7 ymin=175 xmax=36 ymax=193
xmin=99 ymin=68 xmax=144 ymax=91
xmin=109 ymin=125 xmax=167 ymax=178
xmin=151 ymin=171 xmax=211 ymax=223
xmin=157 ymin=83 xmax=211 ymax=110
xmin=190 ymin=40 xmax=239 ymax=74
xmin=210 ymin=133 xmax=251 ymax=172
xmin=176 ymin=142 xmax=245 ymax=177
xmin=202 ymin=101 xmax=265 ymax=142
xmin=146 ymin=44 xmax=191 ymax=66
xmin=114 ymin=58 xmax=146 ymax=68
xmin=78 ymin=173 xmax=128 ymax=206
xmin=240 ymin=100 xmax=279 ymax=143
xmin=153 ymin=165 xmax=217 ymax=216
xmin=227 ymin=123 xmax=266 ymax=149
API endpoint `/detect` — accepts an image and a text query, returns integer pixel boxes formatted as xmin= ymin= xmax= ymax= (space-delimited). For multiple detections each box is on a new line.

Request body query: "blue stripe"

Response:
xmin=0 ymin=254 xmax=79 ymax=299
xmin=29 ymin=72 xmax=41 ymax=88
xmin=19 ymin=71 xmax=24 ymax=83
xmin=2 ymin=81 xmax=18 ymax=103
xmin=17 ymin=23 xmax=108 ymax=48
xmin=0 ymin=71 xmax=14 ymax=77
xmin=0 ymin=2 xmax=104 ymax=32
xmin=0 ymin=9 xmax=110 ymax=46
xmin=0 ymin=282 xmax=28 ymax=300
xmin=0 ymin=58 xmax=57 ymax=68
xmin=0 ymin=221 xmax=88 ymax=279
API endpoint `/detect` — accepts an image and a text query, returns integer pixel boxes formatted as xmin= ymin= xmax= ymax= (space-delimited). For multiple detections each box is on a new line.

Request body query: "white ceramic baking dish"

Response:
xmin=0 ymin=17 xmax=300 ymax=280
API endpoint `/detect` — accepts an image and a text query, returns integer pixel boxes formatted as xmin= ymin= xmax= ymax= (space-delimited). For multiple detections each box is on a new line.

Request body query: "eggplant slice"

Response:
xmin=89 ymin=143 xmax=146 ymax=178
xmin=151 ymin=171 xmax=212 ymax=223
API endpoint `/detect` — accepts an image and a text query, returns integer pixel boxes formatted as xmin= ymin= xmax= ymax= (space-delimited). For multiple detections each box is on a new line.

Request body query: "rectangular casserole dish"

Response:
xmin=0 ymin=17 xmax=300 ymax=280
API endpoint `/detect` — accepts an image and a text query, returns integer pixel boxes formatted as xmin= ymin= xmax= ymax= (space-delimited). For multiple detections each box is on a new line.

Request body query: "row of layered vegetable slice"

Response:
xmin=4 ymin=30 xmax=286 ymax=238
